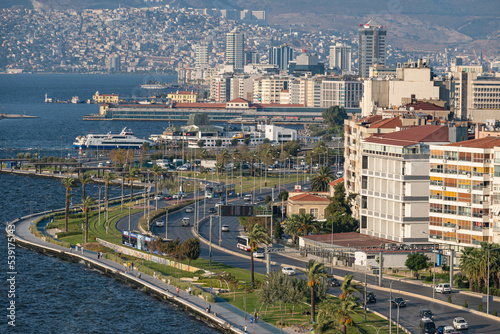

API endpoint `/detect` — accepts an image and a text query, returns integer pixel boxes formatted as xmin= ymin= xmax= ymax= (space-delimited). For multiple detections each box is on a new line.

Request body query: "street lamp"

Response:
xmin=366 ymin=325 xmax=389 ymax=334
xmin=487 ymin=246 xmax=500 ymax=314
xmin=388 ymin=278 xmax=401 ymax=334
xmin=422 ymin=231 xmax=437 ymax=299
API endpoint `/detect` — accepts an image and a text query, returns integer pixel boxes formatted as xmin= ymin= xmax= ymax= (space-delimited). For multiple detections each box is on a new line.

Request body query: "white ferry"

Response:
xmin=73 ymin=127 xmax=155 ymax=150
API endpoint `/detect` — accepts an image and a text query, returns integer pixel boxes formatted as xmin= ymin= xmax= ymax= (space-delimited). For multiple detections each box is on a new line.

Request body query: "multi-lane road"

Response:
xmin=117 ymin=182 xmax=500 ymax=333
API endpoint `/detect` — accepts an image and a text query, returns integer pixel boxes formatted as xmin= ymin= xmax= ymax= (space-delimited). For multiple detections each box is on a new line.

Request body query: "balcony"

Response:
xmin=444 ymin=222 xmax=457 ymax=228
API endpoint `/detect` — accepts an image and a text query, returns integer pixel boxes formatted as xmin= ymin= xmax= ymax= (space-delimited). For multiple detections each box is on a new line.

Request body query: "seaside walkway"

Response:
xmin=10 ymin=215 xmax=282 ymax=334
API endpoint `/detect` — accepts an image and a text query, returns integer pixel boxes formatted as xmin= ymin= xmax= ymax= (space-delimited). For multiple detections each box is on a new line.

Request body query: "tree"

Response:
xmin=405 ymin=253 xmax=430 ymax=280
xmin=325 ymin=182 xmax=356 ymax=217
xmin=296 ymin=213 xmax=320 ymax=236
xmin=82 ymin=196 xmax=95 ymax=243
xmin=126 ymin=169 xmax=139 ymax=202
xmin=151 ymin=165 xmax=162 ymax=199
xmin=102 ymin=172 xmax=116 ymax=232
xmin=284 ymin=215 xmax=301 ymax=244
xmin=311 ymin=165 xmax=334 ymax=192
xmin=197 ymin=140 xmax=205 ymax=149
xmin=215 ymin=139 xmax=222 ymax=147
xmin=322 ymin=106 xmax=347 ymax=128
xmin=304 ymin=259 xmax=328 ymax=323
xmin=231 ymin=138 xmax=239 ymax=146
xmin=312 ymin=309 xmax=337 ymax=334
xmin=61 ymin=177 xmax=76 ymax=233
xmin=110 ymin=149 xmax=127 ymax=166
xmin=278 ymin=190 xmax=289 ymax=201
xmin=263 ymin=138 xmax=270 ymax=144
xmin=200 ymin=148 xmax=208 ymax=162
xmin=181 ymin=238 xmax=200 ymax=267
xmin=248 ymin=223 xmax=270 ymax=286
xmin=218 ymin=149 xmax=230 ymax=174
xmin=244 ymin=137 xmax=251 ymax=146
xmin=79 ymin=171 xmax=92 ymax=204
xmin=259 ymin=270 xmax=293 ymax=331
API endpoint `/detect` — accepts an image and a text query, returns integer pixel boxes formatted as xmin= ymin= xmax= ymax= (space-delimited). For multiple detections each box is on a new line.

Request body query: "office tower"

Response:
xmin=268 ymin=44 xmax=294 ymax=71
xmin=244 ymin=51 xmax=260 ymax=65
xmin=106 ymin=55 xmax=121 ymax=72
xmin=195 ymin=43 xmax=209 ymax=69
xmin=329 ymin=43 xmax=352 ymax=73
xmin=226 ymin=30 xmax=244 ymax=70
xmin=358 ymin=19 xmax=386 ymax=78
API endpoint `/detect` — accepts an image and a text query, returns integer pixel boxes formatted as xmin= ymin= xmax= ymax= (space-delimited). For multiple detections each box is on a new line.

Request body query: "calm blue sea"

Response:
xmin=0 ymin=74 xmax=219 ymax=333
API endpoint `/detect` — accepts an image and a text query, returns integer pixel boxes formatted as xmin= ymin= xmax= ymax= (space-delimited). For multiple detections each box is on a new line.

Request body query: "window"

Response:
xmin=362 ymin=156 xmax=368 ymax=169
xmin=361 ymin=216 xmax=367 ymax=229
xmin=299 ymin=208 xmax=306 ymax=215
xmin=361 ymin=196 xmax=367 ymax=209
xmin=310 ymin=208 xmax=319 ymax=219
xmin=362 ymin=176 xmax=368 ymax=190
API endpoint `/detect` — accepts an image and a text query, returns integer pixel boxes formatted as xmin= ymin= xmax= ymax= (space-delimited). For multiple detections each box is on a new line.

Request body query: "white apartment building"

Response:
xmin=428 ymin=137 xmax=500 ymax=250
xmin=253 ymin=76 xmax=288 ymax=104
xmin=229 ymin=76 xmax=255 ymax=101
xmin=195 ymin=43 xmax=209 ymax=69
xmin=360 ymin=125 xmax=452 ymax=243
xmin=226 ymin=30 xmax=244 ymax=70
xmin=329 ymin=43 xmax=352 ymax=73
xmin=321 ymin=79 xmax=363 ymax=109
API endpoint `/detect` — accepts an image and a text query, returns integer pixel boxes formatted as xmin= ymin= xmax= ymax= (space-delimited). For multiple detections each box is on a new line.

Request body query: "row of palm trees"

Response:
xmin=459 ymin=242 xmax=500 ymax=292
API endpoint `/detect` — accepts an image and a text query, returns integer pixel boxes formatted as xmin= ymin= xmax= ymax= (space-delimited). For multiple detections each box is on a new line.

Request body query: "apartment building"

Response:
xmin=252 ymin=76 xmax=288 ymax=104
xmin=428 ymin=137 xmax=500 ymax=250
xmin=360 ymin=125 xmax=453 ymax=243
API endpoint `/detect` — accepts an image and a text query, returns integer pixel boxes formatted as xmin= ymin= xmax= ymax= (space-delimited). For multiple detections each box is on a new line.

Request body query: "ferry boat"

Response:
xmin=73 ymin=127 xmax=155 ymax=150
xmin=140 ymin=83 xmax=169 ymax=89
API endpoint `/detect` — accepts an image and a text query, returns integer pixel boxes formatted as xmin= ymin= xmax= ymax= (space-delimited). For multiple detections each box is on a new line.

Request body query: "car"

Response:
xmin=154 ymin=195 xmax=162 ymax=200
xmin=391 ymin=297 xmax=406 ymax=307
xmin=435 ymin=283 xmax=451 ymax=294
xmin=155 ymin=220 xmax=165 ymax=227
xmin=366 ymin=291 xmax=376 ymax=303
xmin=419 ymin=318 xmax=436 ymax=334
xmin=209 ymin=207 xmax=217 ymax=214
xmin=221 ymin=225 xmax=229 ymax=232
xmin=164 ymin=194 xmax=173 ymax=200
xmin=442 ymin=326 xmax=459 ymax=334
xmin=328 ymin=278 xmax=341 ymax=287
xmin=244 ymin=195 xmax=251 ymax=202
xmin=453 ymin=317 xmax=468 ymax=330
xmin=256 ymin=196 xmax=265 ymax=202
xmin=420 ymin=309 xmax=434 ymax=320
xmin=282 ymin=267 xmax=296 ymax=276
xmin=253 ymin=251 xmax=264 ymax=258
xmin=185 ymin=207 xmax=194 ymax=213
xmin=182 ymin=217 xmax=190 ymax=227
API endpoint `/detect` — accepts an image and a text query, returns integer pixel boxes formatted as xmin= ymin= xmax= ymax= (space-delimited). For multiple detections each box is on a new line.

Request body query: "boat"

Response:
xmin=140 ymin=83 xmax=169 ymax=89
xmin=73 ymin=127 xmax=155 ymax=150
xmin=71 ymin=96 xmax=81 ymax=104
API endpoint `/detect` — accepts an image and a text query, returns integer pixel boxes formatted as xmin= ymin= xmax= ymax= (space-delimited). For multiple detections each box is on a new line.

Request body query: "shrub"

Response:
xmin=56 ymin=231 xmax=82 ymax=238
xmin=493 ymin=310 xmax=498 ymax=316
xmin=448 ymin=295 xmax=452 ymax=303
xmin=193 ymin=288 xmax=203 ymax=296
xmin=463 ymin=300 xmax=468 ymax=308
xmin=478 ymin=303 xmax=484 ymax=312
xmin=202 ymin=292 xmax=215 ymax=303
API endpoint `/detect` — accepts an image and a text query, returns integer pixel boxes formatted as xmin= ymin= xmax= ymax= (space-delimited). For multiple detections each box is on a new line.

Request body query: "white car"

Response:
xmin=435 ymin=283 xmax=451 ymax=294
xmin=453 ymin=317 xmax=468 ymax=330
xmin=221 ymin=225 xmax=229 ymax=232
xmin=282 ymin=267 xmax=296 ymax=276
xmin=253 ymin=251 xmax=264 ymax=258
xmin=185 ymin=207 xmax=194 ymax=213
xmin=155 ymin=220 xmax=164 ymax=227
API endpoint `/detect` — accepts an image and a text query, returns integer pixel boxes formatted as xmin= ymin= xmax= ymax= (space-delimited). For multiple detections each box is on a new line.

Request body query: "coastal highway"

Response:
xmin=116 ymin=184 xmax=500 ymax=333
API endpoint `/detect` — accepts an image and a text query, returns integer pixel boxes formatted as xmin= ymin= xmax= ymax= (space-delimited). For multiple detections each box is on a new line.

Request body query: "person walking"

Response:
xmin=176 ymin=287 xmax=179 ymax=297
xmin=188 ymin=286 xmax=192 ymax=295
xmin=244 ymin=325 xmax=247 ymax=332
xmin=97 ymin=252 xmax=100 ymax=259
xmin=131 ymin=262 xmax=134 ymax=270
xmin=208 ymin=304 xmax=211 ymax=313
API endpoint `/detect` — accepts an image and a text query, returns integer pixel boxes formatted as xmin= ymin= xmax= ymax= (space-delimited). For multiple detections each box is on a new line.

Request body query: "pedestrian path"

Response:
xmin=10 ymin=216 xmax=281 ymax=334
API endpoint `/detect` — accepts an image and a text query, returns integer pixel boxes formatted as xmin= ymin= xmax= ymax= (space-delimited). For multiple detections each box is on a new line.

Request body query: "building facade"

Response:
xmin=329 ymin=43 xmax=352 ymax=73
xmin=226 ymin=30 xmax=244 ymax=70
xmin=195 ymin=43 xmax=209 ymax=69
xmin=269 ymin=44 xmax=294 ymax=71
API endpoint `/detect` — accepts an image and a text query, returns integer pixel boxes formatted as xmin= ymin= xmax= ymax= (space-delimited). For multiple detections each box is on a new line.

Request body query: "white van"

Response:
xmin=182 ymin=217 xmax=190 ymax=227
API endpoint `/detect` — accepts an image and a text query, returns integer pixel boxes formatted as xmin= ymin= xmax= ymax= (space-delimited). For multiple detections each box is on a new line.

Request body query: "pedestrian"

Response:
xmin=131 ymin=262 xmax=134 ymax=270
xmin=97 ymin=252 xmax=100 ymax=259
xmin=244 ymin=325 xmax=247 ymax=332
xmin=188 ymin=286 xmax=192 ymax=295
xmin=100 ymin=251 xmax=103 ymax=259
xmin=208 ymin=304 xmax=211 ymax=313
xmin=253 ymin=311 xmax=257 ymax=321
xmin=176 ymin=287 xmax=179 ymax=297
xmin=256 ymin=312 xmax=259 ymax=322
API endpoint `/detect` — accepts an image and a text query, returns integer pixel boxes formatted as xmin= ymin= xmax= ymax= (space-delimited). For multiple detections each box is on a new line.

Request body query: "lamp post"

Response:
xmin=165 ymin=208 xmax=169 ymax=240
xmin=366 ymin=325 xmax=389 ymax=334
xmin=96 ymin=185 xmax=104 ymax=226
xmin=487 ymin=246 xmax=500 ymax=314
xmin=388 ymin=279 xmax=400 ymax=334
xmin=422 ymin=231 xmax=437 ymax=299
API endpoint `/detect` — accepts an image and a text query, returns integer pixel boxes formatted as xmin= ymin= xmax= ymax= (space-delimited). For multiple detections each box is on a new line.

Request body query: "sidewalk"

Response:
xmin=11 ymin=216 xmax=281 ymax=334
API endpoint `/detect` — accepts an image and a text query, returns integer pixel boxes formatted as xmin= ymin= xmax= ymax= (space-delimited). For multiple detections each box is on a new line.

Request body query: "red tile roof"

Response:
xmin=301 ymin=232 xmax=398 ymax=248
xmin=172 ymin=91 xmax=197 ymax=95
xmin=365 ymin=125 xmax=449 ymax=147
xmin=172 ymin=102 xmax=226 ymax=109
xmin=288 ymin=193 xmax=330 ymax=202
xmin=446 ymin=136 xmax=500 ymax=149
xmin=369 ymin=117 xmax=403 ymax=129
xmin=359 ymin=115 xmax=383 ymax=124
xmin=404 ymin=101 xmax=446 ymax=111
xmin=329 ymin=177 xmax=344 ymax=186
xmin=228 ymin=98 xmax=250 ymax=103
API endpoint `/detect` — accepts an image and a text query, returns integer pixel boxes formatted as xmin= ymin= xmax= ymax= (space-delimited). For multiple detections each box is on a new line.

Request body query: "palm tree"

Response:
xmin=79 ymin=171 xmax=92 ymax=203
xmin=311 ymin=165 xmax=334 ymax=192
xmin=284 ymin=214 xmax=301 ymax=244
xmin=296 ymin=213 xmax=320 ymax=236
xmin=82 ymin=196 xmax=95 ymax=243
xmin=102 ymin=172 xmax=116 ymax=232
xmin=151 ymin=165 xmax=162 ymax=199
xmin=305 ymin=259 xmax=328 ymax=323
xmin=218 ymin=149 xmax=230 ymax=175
xmin=247 ymin=223 xmax=270 ymax=286
xmin=126 ymin=168 xmax=139 ymax=202
xmin=61 ymin=177 xmax=76 ymax=233
xmin=312 ymin=310 xmax=337 ymax=334
xmin=200 ymin=148 xmax=208 ymax=162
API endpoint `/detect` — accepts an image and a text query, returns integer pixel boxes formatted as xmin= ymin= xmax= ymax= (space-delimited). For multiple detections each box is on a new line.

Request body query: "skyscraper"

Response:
xmin=226 ymin=29 xmax=244 ymax=70
xmin=329 ymin=43 xmax=352 ymax=73
xmin=268 ymin=44 xmax=293 ymax=71
xmin=195 ymin=43 xmax=209 ymax=69
xmin=358 ymin=19 xmax=386 ymax=78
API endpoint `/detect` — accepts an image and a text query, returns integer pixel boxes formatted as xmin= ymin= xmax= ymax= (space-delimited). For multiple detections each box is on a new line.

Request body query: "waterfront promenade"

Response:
xmin=9 ymin=214 xmax=282 ymax=334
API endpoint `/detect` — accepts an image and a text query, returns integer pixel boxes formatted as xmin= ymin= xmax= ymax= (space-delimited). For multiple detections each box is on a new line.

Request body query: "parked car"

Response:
xmin=420 ymin=309 xmax=434 ymax=320
xmin=442 ymin=326 xmax=459 ymax=334
xmin=155 ymin=220 xmax=165 ymax=227
xmin=328 ymin=278 xmax=341 ymax=287
xmin=164 ymin=194 xmax=173 ymax=200
xmin=221 ymin=225 xmax=229 ymax=232
xmin=182 ymin=217 xmax=190 ymax=227
xmin=366 ymin=292 xmax=376 ymax=303
xmin=185 ymin=207 xmax=194 ymax=213
xmin=209 ymin=207 xmax=217 ymax=214
xmin=253 ymin=251 xmax=264 ymax=258
xmin=419 ymin=318 xmax=436 ymax=334
xmin=256 ymin=196 xmax=265 ymax=202
xmin=154 ymin=195 xmax=162 ymax=200
xmin=435 ymin=283 xmax=451 ymax=294
xmin=391 ymin=297 xmax=406 ymax=307
xmin=282 ymin=267 xmax=296 ymax=276
xmin=453 ymin=317 xmax=468 ymax=330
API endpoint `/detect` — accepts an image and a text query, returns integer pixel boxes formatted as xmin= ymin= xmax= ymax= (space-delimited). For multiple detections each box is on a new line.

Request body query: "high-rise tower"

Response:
xmin=358 ymin=19 xmax=386 ymax=78
xmin=226 ymin=29 xmax=244 ymax=70
xmin=268 ymin=44 xmax=294 ymax=71
xmin=329 ymin=43 xmax=352 ymax=73
xmin=195 ymin=43 xmax=209 ymax=69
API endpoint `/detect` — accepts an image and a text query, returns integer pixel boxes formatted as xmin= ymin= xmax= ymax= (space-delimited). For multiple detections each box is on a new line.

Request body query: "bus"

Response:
xmin=237 ymin=236 xmax=251 ymax=252
xmin=122 ymin=230 xmax=157 ymax=252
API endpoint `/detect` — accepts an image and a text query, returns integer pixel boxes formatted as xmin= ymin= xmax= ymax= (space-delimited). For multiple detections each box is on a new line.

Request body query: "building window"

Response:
xmin=361 ymin=216 xmax=367 ymax=229
xmin=362 ymin=156 xmax=368 ymax=169
xmin=362 ymin=196 xmax=367 ymax=209
xmin=299 ymin=208 xmax=306 ymax=215
xmin=362 ymin=176 xmax=368 ymax=190
xmin=310 ymin=208 xmax=319 ymax=219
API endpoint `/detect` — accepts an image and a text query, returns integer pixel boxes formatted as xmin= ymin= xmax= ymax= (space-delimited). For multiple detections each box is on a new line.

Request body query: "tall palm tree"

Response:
xmin=61 ymin=177 xmax=76 ymax=233
xmin=311 ymin=165 xmax=334 ymax=192
xmin=337 ymin=294 xmax=359 ymax=334
xmin=126 ymin=168 xmax=139 ymax=202
xmin=304 ymin=259 xmax=328 ymax=323
xmin=247 ymin=223 xmax=270 ymax=286
xmin=218 ymin=149 xmax=230 ymax=175
xmin=296 ymin=213 xmax=320 ymax=236
xmin=79 ymin=171 xmax=92 ymax=204
xmin=312 ymin=310 xmax=337 ymax=334
xmin=151 ymin=165 xmax=162 ymax=199
xmin=102 ymin=172 xmax=116 ymax=232
xmin=82 ymin=196 xmax=95 ymax=243
xmin=284 ymin=214 xmax=301 ymax=244
xmin=200 ymin=148 xmax=208 ymax=162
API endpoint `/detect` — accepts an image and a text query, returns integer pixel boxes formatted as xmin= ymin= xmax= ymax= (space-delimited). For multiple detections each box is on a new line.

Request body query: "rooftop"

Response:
xmin=288 ymin=193 xmax=330 ymax=202
xmin=365 ymin=124 xmax=449 ymax=147
xmin=446 ymin=136 xmax=500 ymax=149
xmin=301 ymin=232 xmax=398 ymax=248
